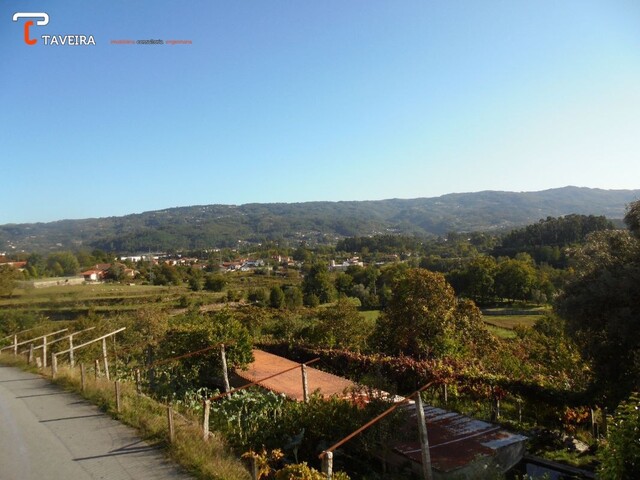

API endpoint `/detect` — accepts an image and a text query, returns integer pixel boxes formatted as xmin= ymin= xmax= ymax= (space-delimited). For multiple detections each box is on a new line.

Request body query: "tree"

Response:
xmin=372 ymin=268 xmax=491 ymax=359
xmin=493 ymin=214 xmax=614 ymax=267
xmin=302 ymin=262 xmax=335 ymax=304
xmin=494 ymin=257 xmax=536 ymax=303
xmin=247 ymin=288 xmax=269 ymax=306
xmin=334 ymin=273 xmax=353 ymax=296
xmin=555 ymin=227 xmax=640 ymax=405
xmin=25 ymin=253 xmax=46 ymax=278
xmin=186 ymin=267 xmax=204 ymax=291
xmin=293 ymin=245 xmax=312 ymax=263
xmin=152 ymin=263 xmax=181 ymax=286
xmin=204 ymin=274 xmax=226 ymax=292
xmin=448 ymin=255 xmax=497 ymax=305
xmin=284 ymin=286 xmax=303 ymax=309
xmin=450 ymin=299 xmax=495 ymax=355
xmin=0 ymin=265 xmax=21 ymax=297
xmin=626 ymin=201 xmax=640 ymax=237
xmin=46 ymin=252 xmax=79 ymax=276
xmin=106 ymin=263 xmax=126 ymax=282
xmin=310 ymin=298 xmax=372 ymax=350
xmin=269 ymin=286 xmax=285 ymax=309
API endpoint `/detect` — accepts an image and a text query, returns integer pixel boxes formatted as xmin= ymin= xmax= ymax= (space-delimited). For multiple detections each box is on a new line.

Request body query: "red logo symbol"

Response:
xmin=13 ymin=13 xmax=49 ymax=46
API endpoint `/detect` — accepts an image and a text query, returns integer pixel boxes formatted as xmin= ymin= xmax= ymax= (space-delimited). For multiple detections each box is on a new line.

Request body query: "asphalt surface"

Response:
xmin=0 ymin=364 xmax=193 ymax=480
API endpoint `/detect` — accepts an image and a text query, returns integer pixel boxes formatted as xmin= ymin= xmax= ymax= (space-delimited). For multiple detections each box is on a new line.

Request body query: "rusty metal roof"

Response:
xmin=235 ymin=349 xmax=357 ymax=401
xmin=393 ymin=405 xmax=527 ymax=474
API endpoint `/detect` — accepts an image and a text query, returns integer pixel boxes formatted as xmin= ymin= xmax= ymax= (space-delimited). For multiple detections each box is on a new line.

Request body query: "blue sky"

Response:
xmin=2 ymin=1 xmax=640 ymax=224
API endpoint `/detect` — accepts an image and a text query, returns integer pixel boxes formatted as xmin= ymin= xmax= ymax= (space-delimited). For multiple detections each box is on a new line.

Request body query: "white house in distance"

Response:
xmin=329 ymin=257 xmax=364 ymax=271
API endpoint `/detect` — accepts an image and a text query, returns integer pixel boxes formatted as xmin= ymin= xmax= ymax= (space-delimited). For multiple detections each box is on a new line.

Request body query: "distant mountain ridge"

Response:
xmin=2 ymin=186 xmax=639 ymax=253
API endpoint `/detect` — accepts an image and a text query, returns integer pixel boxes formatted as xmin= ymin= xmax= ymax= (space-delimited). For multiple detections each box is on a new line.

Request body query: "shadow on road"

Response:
xmin=41 ymin=413 xmax=105 ymax=423
xmin=73 ymin=440 xmax=161 ymax=462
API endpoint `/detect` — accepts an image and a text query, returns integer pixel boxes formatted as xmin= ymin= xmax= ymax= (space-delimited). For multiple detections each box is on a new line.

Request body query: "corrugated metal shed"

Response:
xmin=391 ymin=405 xmax=527 ymax=478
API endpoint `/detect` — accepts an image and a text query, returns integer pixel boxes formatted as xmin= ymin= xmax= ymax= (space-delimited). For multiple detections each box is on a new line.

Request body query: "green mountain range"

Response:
xmin=2 ymin=186 xmax=638 ymax=253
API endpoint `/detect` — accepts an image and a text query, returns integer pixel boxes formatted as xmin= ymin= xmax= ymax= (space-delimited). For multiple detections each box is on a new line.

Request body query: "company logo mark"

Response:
xmin=13 ymin=12 xmax=49 ymax=45
xmin=12 ymin=12 xmax=95 ymax=46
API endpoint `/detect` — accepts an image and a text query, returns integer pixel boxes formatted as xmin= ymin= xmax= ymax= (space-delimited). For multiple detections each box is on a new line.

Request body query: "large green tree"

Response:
xmin=310 ymin=297 xmax=372 ymax=351
xmin=302 ymin=262 xmax=336 ymax=305
xmin=46 ymin=251 xmax=80 ymax=276
xmin=372 ymin=268 xmax=492 ymax=359
xmin=269 ymin=286 xmax=285 ymax=309
xmin=0 ymin=265 xmax=21 ymax=297
xmin=556 ymin=201 xmax=640 ymax=405
xmin=448 ymin=255 xmax=497 ymax=305
xmin=494 ymin=257 xmax=537 ymax=303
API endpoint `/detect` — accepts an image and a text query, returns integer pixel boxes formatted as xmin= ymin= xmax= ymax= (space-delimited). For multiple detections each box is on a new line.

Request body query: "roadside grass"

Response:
xmin=0 ymin=353 xmax=250 ymax=480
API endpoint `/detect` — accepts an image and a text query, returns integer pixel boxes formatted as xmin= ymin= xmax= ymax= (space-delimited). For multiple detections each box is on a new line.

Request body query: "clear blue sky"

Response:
xmin=2 ymin=1 xmax=640 ymax=224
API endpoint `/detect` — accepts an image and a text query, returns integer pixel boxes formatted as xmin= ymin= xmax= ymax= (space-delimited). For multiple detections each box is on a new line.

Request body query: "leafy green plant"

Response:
xmin=598 ymin=392 xmax=640 ymax=479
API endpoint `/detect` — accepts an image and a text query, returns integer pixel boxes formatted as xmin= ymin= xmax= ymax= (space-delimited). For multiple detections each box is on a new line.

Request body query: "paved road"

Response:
xmin=0 ymin=365 xmax=193 ymax=480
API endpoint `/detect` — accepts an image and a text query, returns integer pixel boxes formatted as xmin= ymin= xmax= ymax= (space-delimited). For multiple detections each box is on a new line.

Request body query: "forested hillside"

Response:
xmin=1 ymin=186 xmax=638 ymax=253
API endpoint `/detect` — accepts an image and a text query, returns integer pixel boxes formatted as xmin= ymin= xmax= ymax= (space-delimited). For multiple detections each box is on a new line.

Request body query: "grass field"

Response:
xmin=483 ymin=315 xmax=541 ymax=330
xmin=482 ymin=313 xmax=543 ymax=339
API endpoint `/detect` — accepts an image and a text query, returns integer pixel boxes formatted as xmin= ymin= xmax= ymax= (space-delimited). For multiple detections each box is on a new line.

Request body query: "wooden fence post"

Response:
xmin=321 ymin=451 xmax=333 ymax=479
xmin=95 ymin=359 xmax=100 ymax=379
xmin=13 ymin=334 xmax=18 ymax=356
xmin=250 ymin=456 xmax=259 ymax=480
xmin=35 ymin=357 xmax=42 ymax=368
xmin=69 ymin=334 xmax=75 ymax=368
xmin=102 ymin=338 xmax=110 ymax=380
xmin=43 ymin=335 xmax=48 ymax=368
xmin=28 ymin=344 xmax=34 ymax=364
xmin=115 ymin=381 xmax=121 ymax=413
xmin=203 ymin=399 xmax=211 ymax=441
xmin=51 ymin=354 xmax=58 ymax=379
xmin=135 ymin=368 xmax=142 ymax=394
xmin=518 ymin=399 xmax=523 ymax=424
xmin=112 ymin=335 xmax=118 ymax=378
xmin=302 ymin=364 xmax=309 ymax=403
xmin=443 ymin=383 xmax=448 ymax=406
xmin=167 ymin=406 xmax=175 ymax=443
xmin=415 ymin=393 xmax=434 ymax=480
xmin=80 ymin=363 xmax=86 ymax=392
xmin=220 ymin=344 xmax=230 ymax=393
xmin=489 ymin=387 xmax=498 ymax=422
xmin=590 ymin=407 xmax=596 ymax=438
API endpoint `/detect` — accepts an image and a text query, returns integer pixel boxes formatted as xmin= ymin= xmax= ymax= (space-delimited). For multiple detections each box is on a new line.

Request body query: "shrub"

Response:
xmin=598 ymin=392 xmax=640 ymax=479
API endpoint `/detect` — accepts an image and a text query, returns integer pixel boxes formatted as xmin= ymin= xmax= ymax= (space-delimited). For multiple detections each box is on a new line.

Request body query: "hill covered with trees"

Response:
xmin=1 ymin=186 xmax=638 ymax=253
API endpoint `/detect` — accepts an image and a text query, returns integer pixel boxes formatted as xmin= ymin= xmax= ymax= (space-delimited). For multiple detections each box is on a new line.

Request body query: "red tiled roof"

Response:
xmin=235 ymin=349 xmax=357 ymax=402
